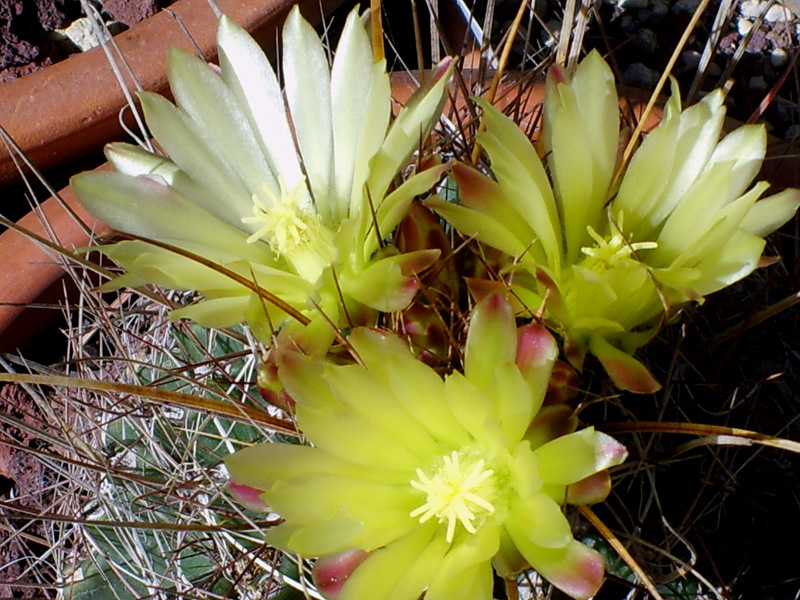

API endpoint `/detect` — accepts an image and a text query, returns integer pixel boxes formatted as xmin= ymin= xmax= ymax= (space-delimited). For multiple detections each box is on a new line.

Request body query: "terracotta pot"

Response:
xmin=0 ymin=0 xmax=346 ymax=351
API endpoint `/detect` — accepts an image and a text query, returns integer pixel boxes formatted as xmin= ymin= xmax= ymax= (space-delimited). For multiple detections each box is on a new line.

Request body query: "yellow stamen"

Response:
xmin=242 ymin=177 xmax=336 ymax=281
xmin=580 ymin=214 xmax=657 ymax=271
xmin=410 ymin=451 xmax=495 ymax=543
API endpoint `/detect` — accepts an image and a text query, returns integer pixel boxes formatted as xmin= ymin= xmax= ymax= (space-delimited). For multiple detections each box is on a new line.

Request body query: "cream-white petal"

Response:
xmin=217 ymin=15 xmax=303 ymax=189
xmin=283 ymin=6 xmax=334 ymax=220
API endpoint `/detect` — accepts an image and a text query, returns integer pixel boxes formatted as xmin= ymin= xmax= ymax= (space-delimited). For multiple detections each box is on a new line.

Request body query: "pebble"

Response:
xmin=623 ymin=62 xmax=661 ymax=88
xmin=748 ymin=75 xmax=768 ymax=90
xmin=56 ymin=18 xmax=109 ymax=52
xmin=671 ymin=0 xmax=702 ymax=15
xmin=771 ymin=47 xmax=789 ymax=67
xmin=737 ymin=17 xmax=754 ymax=36
xmin=740 ymin=0 xmax=794 ymax=22
xmin=681 ymin=50 xmax=701 ymax=69
xmin=633 ymin=28 xmax=659 ymax=53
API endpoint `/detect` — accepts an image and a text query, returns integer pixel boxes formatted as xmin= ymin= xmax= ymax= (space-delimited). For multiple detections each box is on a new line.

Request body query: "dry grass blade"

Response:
xmin=600 ymin=421 xmax=800 ymax=454
xmin=578 ymin=505 xmax=666 ymax=600
xmin=0 ymin=374 xmax=296 ymax=434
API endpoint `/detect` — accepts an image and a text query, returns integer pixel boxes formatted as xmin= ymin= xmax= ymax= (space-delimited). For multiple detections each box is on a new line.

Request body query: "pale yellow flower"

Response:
xmin=226 ymin=294 xmax=628 ymax=600
xmin=429 ymin=51 xmax=800 ymax=391
xmin=72 ymin=7 xmax=453 ymax=350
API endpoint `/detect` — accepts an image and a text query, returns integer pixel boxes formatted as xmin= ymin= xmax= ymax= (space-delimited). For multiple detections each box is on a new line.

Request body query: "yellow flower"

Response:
xmin=71 ymin=7 xmax=453 ymax=351
xmin=226 ymin=294 xmax=628 ymax=600
xmin=428 ymin=51 xmax=800 ymax=392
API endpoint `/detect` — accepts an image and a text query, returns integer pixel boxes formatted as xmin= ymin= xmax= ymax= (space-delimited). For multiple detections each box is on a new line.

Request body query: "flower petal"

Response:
xmin=425 ymin=195 xmax=528 ymax=257
xmin=589 ymin=335 xmax=661 ymax=394
xmin=313 ymin=549 xmax=370 ymax=599
xmin=507 ymin=534 xmax=605 ymax=600
xmin=338 ymin=523 xmax=443 ymax=600
xmin=464 ymin=293 xmax=517 ymax=389
xmin=535 ymin=427 xmax=626 ymax=485
xmin=324 ymin=364 xmax=443 ymax=458
xmin=104 ymin=142 xmax=244 ymax=229
xmin=217 ymin=15 xmax=303 ymax=189
xmin=367 ymin=58 xmax=454 ymax=204
xmin=283 ymin=6 xmax=334 ymax=219
xmin=741 ymin=188 xmax=800 ymax=237
xmin=367 ymin=163 xmax=449 ymax=258
xmin=224 ymin=443 xmax=405 ymax=491
xmin=566 ymin=471 xmax=612 ymax=505
xmin=515 ymin=323 xmax=559 ymax=401
xmin=425 ymin=525 xmax=499 ymax=600
xmin=137 ymin=91 xmax=254 ymax=220
xmin=166 ymin=46 xmax=277 ymax=199
xmin=507 ymin=493 xmax=572 ymax=548
xmin=70 ymin=171 xmax=272 ymax=264
xmin=331 ymin=8 xmax=381 ymax=219
xmin=341 ymin=249 xmax=439 ymax=312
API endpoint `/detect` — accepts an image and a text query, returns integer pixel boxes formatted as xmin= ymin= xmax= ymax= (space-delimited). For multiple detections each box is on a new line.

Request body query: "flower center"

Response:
xmin=242 ymin=178 xmax=336 ymax=281
xmin=580 ymin=214 xmax=657 ymax=272
xmin=409 ymin=451 xmax=496 ymax=543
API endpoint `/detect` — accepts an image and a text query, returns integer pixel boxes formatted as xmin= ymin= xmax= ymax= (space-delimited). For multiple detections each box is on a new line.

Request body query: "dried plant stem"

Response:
xmin=371 ymin=0 xmax=384 ymax=62
xmin=470 ymin=0 xmax=529 ymax=165
xmin=0 ymin=373 xmax=296 ymax=434
xmin=578 ymin=505 xmax=666 ymax=600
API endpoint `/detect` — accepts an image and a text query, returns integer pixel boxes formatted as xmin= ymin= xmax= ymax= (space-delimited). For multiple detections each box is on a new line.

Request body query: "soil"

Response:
xmin=0 ymin=0 xmax=166 ymax=83
xmin=0 ymin=384 xmax=55 ymax=599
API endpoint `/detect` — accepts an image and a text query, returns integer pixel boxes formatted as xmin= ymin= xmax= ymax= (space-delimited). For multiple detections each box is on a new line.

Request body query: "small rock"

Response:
xmin=681 ymin=50 xmax=701 ymax=69
xmin=620 ymin=14 xmax=638 ymax=35
xmin=57 ymin=17 xmax=107 ymax=52
xmin=764 ymin=3 xmax=793 ymax=21
xmin=766 ymin=22 xmax=793 ymax=49
xmin=623 ymin=62 xmax=660 ymax=88
xmin=719 ymin=32 xmax=739 ymax=55
xmin=54 ymin=17 xmax=125 ymax=52
xmin=101 ymin=0 xmax=158 ymax=28
xmin=746 ymin=30 xmax=769 ymax=53
xmin=748 ymin=75 xmax=768 ymax=90
xmin=771 ymin=47 xmax=789 ymax=67
xmin=671 ymin=0 xmax=702 ymax=15
xmin=705 ymin=62 xmax=722 ymax=79
xmin=648 ymin=0 xmax=669 ymax=21
xmin=621 ymin=0 xmax=651 ymax=9
xmin=737 ymin=17 xmax=754 ymax=36
xmin=741 ymin=0 xmax=794 ymax=21
xmin=633 ymin=28 xmax=658 ymax=53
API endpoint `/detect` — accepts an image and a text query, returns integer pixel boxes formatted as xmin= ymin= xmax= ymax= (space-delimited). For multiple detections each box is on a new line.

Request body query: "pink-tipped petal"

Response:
xmin=516 ymin=323 xmax=559 ymax=373
xmin=589 ymin=336 xmax=661 ymax=394
xmin=507 ymin=529 xmax=606 ymax=600
xmin=515 ymin=322 xmax=559 ymax=405
xmin=566 ymin=471 xmax=612 ymax=505
xmin=594 ymin=431 xmax=629 ymax=470
xmin=465 ymin=292 xmax=517 ymax=388
xmin=227 ymin=482 xmax=270 ymax=512
xmin=396 ymin=203 xmax=451 ymax=256
xmin=548 ymin=62 xmax=568 ymax=86
xmin=257 ymin=353 xmax=296 ymax=413
xmin=312 ymin=549 xmax=370 ymax=599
